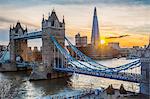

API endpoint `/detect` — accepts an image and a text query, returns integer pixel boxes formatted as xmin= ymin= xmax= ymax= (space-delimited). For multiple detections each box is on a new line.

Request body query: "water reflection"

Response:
xmin=0 ymin=71 xmax=72 ymax=99
xmin=0 ymin=58 xmax=140 ymax=99
xmin=71 ymin=74 xmax=139 ymax=92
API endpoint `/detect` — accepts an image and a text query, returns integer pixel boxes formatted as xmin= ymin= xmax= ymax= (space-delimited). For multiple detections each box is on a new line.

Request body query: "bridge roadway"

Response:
xmin=13 ymin=31 xmax=42 ymax=40
xmin=16 ymin=62 xmax=141 ymax=83
xmin=53 ymin=67 xmax=141 ymax=83
xmin=16 ymin=62 xmax=38 ymax=68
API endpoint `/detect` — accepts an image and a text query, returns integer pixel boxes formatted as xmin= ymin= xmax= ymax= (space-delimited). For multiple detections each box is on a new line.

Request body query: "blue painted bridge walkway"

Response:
xmin=54 ymin=67 xmax=141 ymax=83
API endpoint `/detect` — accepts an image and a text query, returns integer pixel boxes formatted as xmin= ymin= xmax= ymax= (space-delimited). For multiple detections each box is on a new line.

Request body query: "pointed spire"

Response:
xmin=91 ymin=7 xmax=100 ymax=46
xmin=94 ymin=7 xmax=97 ymax=16
xmin=51 ymin=8 xmax=56 ymax=16
xmin=52 ymin=7 xmax=55 ymax=13
xmin=10 ymin=25 xmax=12 ymax=29
xmin=52 ymin=8 xmax=55 ymax=12
xmin=16 ymin=20 xmax=22 ymax=29
xmin=25 ymin=25 xmax=28 ymax=32
xmin=42 ymin=14 xmax=45 ymax=22
xmin=63 ymin=15 xmax=65 ymax=23
xmin=9 ymin=25 xmax=12 ymax=32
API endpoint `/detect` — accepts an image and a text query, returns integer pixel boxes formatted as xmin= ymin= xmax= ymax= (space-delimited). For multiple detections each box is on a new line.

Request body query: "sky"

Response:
xmin=0 ymin=0 xmax=149 ymax=49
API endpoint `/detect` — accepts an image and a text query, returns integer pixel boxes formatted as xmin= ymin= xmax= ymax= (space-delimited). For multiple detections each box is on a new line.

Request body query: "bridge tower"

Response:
xmin=140 ymin=44 xmax=150 ymax=95
xmin=9 ymin=22 xmax=28 ymax=62
xmin=42 ymin=10 xmax=65 ymax=70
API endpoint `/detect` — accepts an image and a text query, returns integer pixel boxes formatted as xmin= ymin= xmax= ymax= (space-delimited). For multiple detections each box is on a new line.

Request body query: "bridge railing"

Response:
xmin=65 ymin=37 xmax=108 ymax=69
xmin=54 ymin=67 xmax=141 ymax=83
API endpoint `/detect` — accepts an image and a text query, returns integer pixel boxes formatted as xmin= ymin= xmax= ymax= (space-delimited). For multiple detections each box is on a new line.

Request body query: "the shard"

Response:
xmin=91 ymin=7 xmax=100 ymax=46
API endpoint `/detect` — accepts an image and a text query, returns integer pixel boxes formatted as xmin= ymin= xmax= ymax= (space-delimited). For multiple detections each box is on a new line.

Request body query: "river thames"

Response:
xmin=0 ymin=58 xmax=140 ymax=99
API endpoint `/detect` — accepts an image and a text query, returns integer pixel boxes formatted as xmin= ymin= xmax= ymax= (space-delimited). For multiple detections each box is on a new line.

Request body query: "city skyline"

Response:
xmin=0 ymin=1 xmax=150 ymax=98
xmin=0 ymin=0 xmax=149 ymax=48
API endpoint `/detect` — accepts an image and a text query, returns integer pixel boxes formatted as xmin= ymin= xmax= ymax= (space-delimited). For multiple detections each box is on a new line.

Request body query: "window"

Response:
xmin=51 ymin=20 xmax=54 ymax=26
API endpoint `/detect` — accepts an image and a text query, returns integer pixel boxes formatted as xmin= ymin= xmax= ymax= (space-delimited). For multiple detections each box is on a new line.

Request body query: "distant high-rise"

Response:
xmin=91 ymin=7 xmax=100 ymax=47
xmin=75 ymin=33 xmax=87 ymax=47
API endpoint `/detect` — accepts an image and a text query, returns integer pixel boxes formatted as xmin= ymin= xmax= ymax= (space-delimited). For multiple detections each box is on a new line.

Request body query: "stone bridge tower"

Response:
xmin=29 ymin=10 xmax=66 ymax=80
xmin=42 ymin=10 xmax=65 ymax=70
xmin=9 ymin=22 xmax=28 ymax=62
xmin=140 ymin=44 xmax=150 ymax=95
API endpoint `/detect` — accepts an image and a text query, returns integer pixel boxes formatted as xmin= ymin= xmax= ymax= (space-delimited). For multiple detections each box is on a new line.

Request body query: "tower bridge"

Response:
xmin=0 ymin=8 xmax=149 ymax=95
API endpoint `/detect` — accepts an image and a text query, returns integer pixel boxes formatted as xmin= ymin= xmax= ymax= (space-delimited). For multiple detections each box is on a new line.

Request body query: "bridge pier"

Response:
xmin=29 ymin=68 xmax=68 ymax=80
xmin=0 ymin=63 xmax=17 ymax=72
xmin=140 ymin=45 xmax=150 ymax=96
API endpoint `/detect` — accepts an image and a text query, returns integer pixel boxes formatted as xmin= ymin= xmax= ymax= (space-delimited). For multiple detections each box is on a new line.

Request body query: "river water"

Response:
xmin=0 ymin=58 xmax=140 ymax=99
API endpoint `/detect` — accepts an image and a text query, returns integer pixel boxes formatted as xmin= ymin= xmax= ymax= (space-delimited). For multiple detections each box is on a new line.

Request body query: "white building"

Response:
xmin=108 ymin=42 xmax=120 ymax=50
xmin=75 ymin=33 xmax=87 ymax=47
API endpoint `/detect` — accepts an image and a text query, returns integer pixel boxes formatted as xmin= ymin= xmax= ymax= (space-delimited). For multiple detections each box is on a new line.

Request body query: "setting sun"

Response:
xmin=101 ymin=39 xmax=106 ymax=44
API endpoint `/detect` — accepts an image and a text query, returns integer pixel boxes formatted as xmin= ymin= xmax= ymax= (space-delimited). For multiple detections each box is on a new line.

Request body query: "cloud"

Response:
xmin=0 ymin=0 xmax=149 ymax=8
xmin=0 ymin=16 xmax=15 ymax=23
xmin=0 ymin=16 xmax=39 ymax=28
xmin=125 ymin=24 xmax=150 ymax=35
xmin=106 ymin=35 xmax=130 ymax=39
xmin=0 ymin=0 xmax=149 ymax=47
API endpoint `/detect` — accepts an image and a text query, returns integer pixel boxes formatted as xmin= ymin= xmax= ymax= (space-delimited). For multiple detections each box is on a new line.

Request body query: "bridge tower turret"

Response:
xmin=42 ymin=10 xmax=65 ymax=69
xmin=140 ymin=44 xmax=150 ymax=95
xmin=9 ymin=22 xmax=28 ymax=62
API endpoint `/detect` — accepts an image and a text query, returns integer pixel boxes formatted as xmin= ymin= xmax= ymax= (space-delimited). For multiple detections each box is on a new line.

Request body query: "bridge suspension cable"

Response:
xmin=48 ymin=33 xmax=104 ymax=71
xmin=0 ymin=42 xmax=10 ymax=63
xmin=65 ymin=37 xmax=108 ymax=70
xmin=46 ymin=33 xmax=142 ymax=82
xmin=109 ymin=60 xmax=140 ymax=72
xmin=65 ymin=36 xmax=140 ymax=72
xmin=51 ymin=35 xmax=140 ymax=73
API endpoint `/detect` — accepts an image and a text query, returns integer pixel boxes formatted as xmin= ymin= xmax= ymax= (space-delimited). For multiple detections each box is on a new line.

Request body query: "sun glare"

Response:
xmin=101 ymin=39 xmax=106 ymax=44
